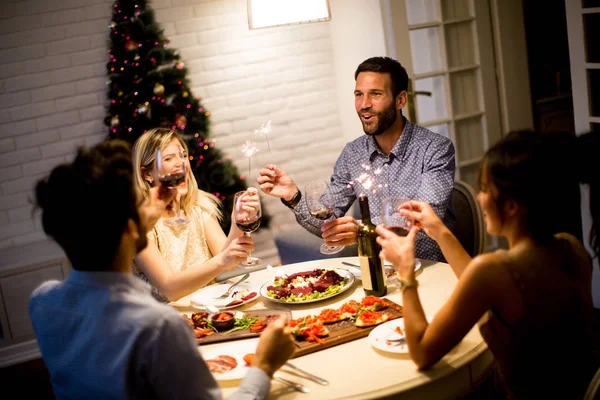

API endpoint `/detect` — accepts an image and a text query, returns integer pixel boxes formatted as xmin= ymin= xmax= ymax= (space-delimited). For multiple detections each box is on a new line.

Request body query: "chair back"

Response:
xmin=450 ymin=180 xmax=485 ymax=257
xmin=584 ymin=367 xmax=600 ymax=400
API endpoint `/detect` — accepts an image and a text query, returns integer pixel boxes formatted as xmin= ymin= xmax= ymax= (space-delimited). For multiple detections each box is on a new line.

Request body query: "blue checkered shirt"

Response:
xmin=292 ymin=119 xmax=456 ymax=261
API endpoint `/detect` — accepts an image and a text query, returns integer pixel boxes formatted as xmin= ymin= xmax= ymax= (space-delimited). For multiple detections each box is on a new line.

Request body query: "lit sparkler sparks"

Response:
xmin=254 ymin=120 xmax=272 ymax=154
xmin=241 ymin=141 xmax=259 ymax=179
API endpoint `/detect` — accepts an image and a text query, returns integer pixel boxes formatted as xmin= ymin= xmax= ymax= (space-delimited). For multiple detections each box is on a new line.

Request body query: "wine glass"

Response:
xmin=305 ymin=180 xmax=345 ymax=255
xmin=155 ymin=148 xmax=190 ymax=226
xmin=381 ymin=196 xmax=413 ymax=236
xmin=234 ymin=189 xmax=262 ymax=267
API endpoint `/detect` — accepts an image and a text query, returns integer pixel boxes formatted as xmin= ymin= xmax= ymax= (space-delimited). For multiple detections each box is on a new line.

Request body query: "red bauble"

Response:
xmin=175 ymin=114 xmax=187 ymax=129
xmin=125 ymin=39 xmax=138 ymax=51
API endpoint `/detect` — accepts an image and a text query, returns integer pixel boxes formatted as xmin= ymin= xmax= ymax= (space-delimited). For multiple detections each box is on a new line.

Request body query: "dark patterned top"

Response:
xmin=291 ymin=118 xmax=456 ymax=261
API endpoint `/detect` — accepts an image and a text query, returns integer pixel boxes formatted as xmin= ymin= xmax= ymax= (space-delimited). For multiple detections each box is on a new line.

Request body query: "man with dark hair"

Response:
xmin=29 ymin=140 xmax=295 ymax=399
xmin=258 ymin=56 xmax=455 ymax=261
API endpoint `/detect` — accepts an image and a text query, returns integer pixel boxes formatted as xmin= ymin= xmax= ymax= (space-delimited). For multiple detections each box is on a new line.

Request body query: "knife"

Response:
xmin=283 ymin=362 xmax=329 ymax=386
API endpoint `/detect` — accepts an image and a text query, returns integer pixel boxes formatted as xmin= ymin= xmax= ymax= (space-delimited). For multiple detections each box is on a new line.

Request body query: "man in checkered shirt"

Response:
xmin=258 ymin=57 xmax=455 ymax=262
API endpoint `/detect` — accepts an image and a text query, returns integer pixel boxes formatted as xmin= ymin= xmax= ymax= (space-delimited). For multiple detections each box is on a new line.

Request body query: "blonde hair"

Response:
xmin=132 ymin=128 xmax=223 ymax=220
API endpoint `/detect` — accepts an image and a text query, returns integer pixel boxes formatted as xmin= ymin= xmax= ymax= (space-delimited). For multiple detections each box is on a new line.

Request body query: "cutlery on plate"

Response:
xmin=273 ymin=373 xmax=311 ymax=393
xmin=213 ymin=273 xmax=250 ymax=299
xmin=283 ymin=362 xmax=329 ymax=386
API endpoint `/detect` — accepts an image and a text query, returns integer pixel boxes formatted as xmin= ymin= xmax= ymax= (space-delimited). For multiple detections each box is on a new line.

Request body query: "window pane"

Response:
xmin=455 ymin=117 xmax=484 ymax=160
xmin=414 ymin=76 xmax=447 ymax=123
xmin=409 ymin=28 xmax=443 ymax=74
xmin=584 ymin=13 xmax=600 ymax=63
xmin=441 ymin=0 xmax=472 ymax=20
xmin=445 ymin=21 xmax=476 ymax=68
xmin=405 ymin=0 xmax=438 ymax=25
xmin=427 ymin=123 xmax=449 ymax=138
xmin=583 ymin=0 xmax=600 ymax=8
xmin=589 ymin=69 xmax=600 ymax=117
xmin=450 ymin=70 xmax=481 ymax=115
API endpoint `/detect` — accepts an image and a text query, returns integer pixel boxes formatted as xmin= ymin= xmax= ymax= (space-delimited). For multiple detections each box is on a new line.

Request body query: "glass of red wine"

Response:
xmin=382 ymin=196 xmax=413 ymax=237
xmin=233 ymin=189 xmax=262 ymax=267
xmin=305 ymin=180 xmax=345 ymax=255
xmin=155 ymin=148 xmax=190 ymax=226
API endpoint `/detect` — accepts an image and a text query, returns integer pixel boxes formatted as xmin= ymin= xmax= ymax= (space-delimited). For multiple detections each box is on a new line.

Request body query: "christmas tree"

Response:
xmin=104 ymin=0 xmax=267 ymax=231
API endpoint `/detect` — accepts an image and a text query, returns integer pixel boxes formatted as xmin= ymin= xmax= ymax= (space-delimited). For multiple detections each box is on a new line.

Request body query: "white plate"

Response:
xmin=260 ymin=268 xmax=355 ymax=304
xmin=349 ymin=259 xmax=422 ymax=281
xmin=189 ymin=281 xmax=259 ymax=310
xmin=201 ymin=340 xmax=257 ymax=380
xmin=368 ymin=315 xmax=432 ymax=354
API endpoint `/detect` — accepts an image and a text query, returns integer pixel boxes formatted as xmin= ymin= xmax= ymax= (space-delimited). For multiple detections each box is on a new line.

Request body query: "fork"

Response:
xmin=213 ymin=273 xmax=250 ymax=299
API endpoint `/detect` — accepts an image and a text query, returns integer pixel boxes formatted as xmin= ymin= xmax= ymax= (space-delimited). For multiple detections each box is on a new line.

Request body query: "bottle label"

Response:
xmin=359 ymin=255 xmax=373 ymax=290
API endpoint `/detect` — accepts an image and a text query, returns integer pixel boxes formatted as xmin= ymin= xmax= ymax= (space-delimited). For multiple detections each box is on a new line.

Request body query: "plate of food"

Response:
xmin=260 ymin=268 xmax=355 ymax=304
xmin=347 ymin=259 xmax=422 ymax=281
xmin=189 ymin=282 xmax=259 ymax=310
xmin=201 ymin=339 xmax=258 ymax=380
xmin=368 ymin=316 xmax=432 ymax=354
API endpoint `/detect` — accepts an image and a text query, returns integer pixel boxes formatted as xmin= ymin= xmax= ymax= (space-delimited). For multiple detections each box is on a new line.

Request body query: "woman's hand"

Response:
xmin=218 ymin=235 xmax=255 ymax=270
xmin=376 ymin=225 xmax=419 ymax=281
xmin=400 ymin=200 xmax=447 ymax=242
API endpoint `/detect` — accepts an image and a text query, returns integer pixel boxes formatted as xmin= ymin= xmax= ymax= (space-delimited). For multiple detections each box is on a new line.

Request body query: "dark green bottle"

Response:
xmin=357 ymin=195 xmax=387 ymax=296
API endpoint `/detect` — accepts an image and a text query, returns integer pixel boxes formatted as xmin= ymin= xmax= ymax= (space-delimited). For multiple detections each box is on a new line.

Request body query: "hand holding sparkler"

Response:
xmin=257 ymin=164 xmax=299 ymax=201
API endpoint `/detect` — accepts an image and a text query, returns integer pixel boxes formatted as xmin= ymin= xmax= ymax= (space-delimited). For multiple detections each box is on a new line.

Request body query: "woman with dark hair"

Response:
xmin=376 ymin=130 xmax=599 ymax=399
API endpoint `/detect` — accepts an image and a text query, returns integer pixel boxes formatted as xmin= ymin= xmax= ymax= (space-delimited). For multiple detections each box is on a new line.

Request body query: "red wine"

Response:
xmin=357 ymin=195 xmax=387 ymax=296
xmin=159 ymin=172 xmax=185 ymax=187
xmin=388 ymin=226 xmax=409 ymax=237
xmin=236 ymin=218 xmax=261 ymax=233
xmin=310 ymin=207 xmax=334 ymax=220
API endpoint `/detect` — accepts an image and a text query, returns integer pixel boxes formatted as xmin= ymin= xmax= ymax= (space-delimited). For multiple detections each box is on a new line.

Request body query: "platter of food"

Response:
xmin=182 ymin=309 xmax=291 ymax=344
xmin=260 ymin=268 xmax=355 ymax=304
xmin=288 ymin=295 xmax=404 ymax=357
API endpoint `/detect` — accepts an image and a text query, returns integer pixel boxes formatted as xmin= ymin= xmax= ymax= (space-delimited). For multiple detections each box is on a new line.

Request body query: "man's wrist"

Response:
xmin=281 ymin=189 xmax=302 ymax=208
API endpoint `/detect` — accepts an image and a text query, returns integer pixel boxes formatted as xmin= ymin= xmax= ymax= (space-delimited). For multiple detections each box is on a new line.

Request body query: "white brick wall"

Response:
xmin=0 ymin=0 xmax=347 ymax=265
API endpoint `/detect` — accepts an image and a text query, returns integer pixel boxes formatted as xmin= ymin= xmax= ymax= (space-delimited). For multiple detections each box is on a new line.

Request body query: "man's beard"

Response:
xmin=360 ymin=102 xmax=397 ymax=136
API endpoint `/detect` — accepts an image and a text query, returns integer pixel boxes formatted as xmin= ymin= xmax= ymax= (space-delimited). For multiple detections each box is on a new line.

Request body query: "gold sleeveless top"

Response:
xmin=133 ymin=205 xmax=215 ymax=302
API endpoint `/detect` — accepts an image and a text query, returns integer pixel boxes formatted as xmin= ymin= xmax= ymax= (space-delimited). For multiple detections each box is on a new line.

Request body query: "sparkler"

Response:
xmin=241 ymin=141 xmax=259 ymax=179
xmin=254 ymin=120 xmax=272 ymax=154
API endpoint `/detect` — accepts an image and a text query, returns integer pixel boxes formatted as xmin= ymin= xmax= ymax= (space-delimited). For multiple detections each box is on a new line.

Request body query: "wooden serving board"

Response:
xmin=292 ymin=299 xmax=403 ymax=358
xmin=194 ymin=309 xmax=292 ymax=345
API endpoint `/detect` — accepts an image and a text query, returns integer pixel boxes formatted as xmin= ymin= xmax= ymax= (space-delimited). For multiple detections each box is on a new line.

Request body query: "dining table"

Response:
xmin=171 ymin=256 xmax=494 ymax=399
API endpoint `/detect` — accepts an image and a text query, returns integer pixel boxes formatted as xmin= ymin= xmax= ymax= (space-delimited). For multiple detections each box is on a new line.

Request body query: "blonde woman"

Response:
xmin=132 ymin=128 xmax=255 ymax=302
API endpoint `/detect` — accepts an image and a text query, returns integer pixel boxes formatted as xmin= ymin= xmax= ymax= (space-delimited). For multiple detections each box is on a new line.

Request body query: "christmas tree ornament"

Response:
xmin=108 ymin=21 xmax=116 ymax=30
xmin=110 ymin=115 xmax=120 ymax=127
xmin=165 ymin=94 xmax=176 ymax=106
xmin=175 ymin=61 xmax=185 ymax=70
xmin=175 ymin=114 xmax=187 ymax=129
xmin=137 ymin=102 xmax=150 ymax=117
xmin=182 ymin=91 xmax=189 ymax=98
xmin=153 ymin=83 xmax=165 ymax=96
xmin=134 ymin=54 xmax=140 ymax=61
xmin=125 ymin=39 xmax=138 ymax=51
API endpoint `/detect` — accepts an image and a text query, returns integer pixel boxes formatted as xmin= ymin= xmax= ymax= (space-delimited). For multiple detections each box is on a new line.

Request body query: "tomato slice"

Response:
xmin=243 ymin=353 xmax=254 ymax=366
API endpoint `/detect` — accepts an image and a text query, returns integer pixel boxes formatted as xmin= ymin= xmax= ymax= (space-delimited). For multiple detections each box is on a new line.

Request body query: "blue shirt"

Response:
xmin=293 ymin=119 xmax=456 ymax=261
xmin=29 ymin=269 xmax=270 ymax=400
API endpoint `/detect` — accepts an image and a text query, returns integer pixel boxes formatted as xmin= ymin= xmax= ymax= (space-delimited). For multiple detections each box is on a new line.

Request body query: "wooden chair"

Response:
xmin=450 ymin=180 xmax=486 ymax=257
xmin=584 ymin=367 xmax=600 ymax=400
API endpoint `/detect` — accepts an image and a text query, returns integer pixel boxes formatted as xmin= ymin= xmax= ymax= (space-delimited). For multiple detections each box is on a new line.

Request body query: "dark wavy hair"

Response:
xmin=354 ymin=56 xmax=409 ymax=98
xmin=481 ymin=130 xmax=598 ymax=258
xmin=35 ymin=140 xmax=139 ymax=271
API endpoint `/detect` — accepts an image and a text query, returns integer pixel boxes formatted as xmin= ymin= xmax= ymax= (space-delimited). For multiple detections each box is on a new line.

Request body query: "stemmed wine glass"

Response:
xmin=382 ymin=196 xmax=413 ymax=236
xmin=305 ymin=180 xmax=345 ymax=255
xmin=155 ymin=148 xmax=190 ymax=226
xmin=234 ymin=189 xmax=262 ymax=267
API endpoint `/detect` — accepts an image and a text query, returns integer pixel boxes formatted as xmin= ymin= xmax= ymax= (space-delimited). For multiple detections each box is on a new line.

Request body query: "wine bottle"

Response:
xmin=357 ymin=195 xmax=387 ymax=296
